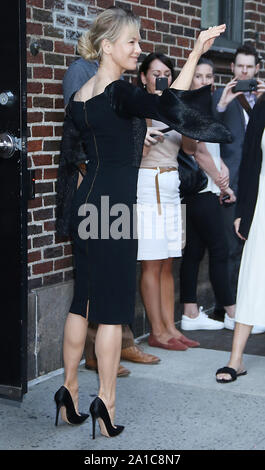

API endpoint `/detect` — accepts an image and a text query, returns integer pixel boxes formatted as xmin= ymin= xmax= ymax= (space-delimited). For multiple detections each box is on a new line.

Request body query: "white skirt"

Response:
xmin=235 ymin=172 xmax=265 ymax=326
xmin=137 ymin=168 xmax=183 ymax=260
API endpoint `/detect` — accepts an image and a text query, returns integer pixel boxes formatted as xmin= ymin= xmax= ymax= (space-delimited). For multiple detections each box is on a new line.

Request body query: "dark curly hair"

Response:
xmin=234 ymin=43 xmax=260 ymax=65
xmin=137 ymin=52 xmax=175 ymax=88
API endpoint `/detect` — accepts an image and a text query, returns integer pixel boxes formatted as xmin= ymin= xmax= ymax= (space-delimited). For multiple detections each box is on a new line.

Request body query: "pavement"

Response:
xmin=1 ymin=326 xmax=265 ymax=452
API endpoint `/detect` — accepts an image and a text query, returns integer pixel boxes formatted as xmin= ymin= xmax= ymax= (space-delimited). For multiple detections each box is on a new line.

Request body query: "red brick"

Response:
xmin=177 ymin=37 xmax=190 ymax=48
xmin=141 ymin=0 xmax=155 ymax=5
xmin=27 ymin=96 xmax=33 ymax=108
xmin=55 ymin=98 xmax=64 ymax=109
xmin=33 ymin=66 xmax=53 ymax=79
xmin=27 ymin=82 xmax=43 ymax=94
xmin=45 ymin=111 xmax=64 ymax=122
xmin=64 ymin=244 xmax=73 ymax=256
xmin=54 ymin=257 xmax=73 ymax=270
xmin=163 ymin=12 xmax=177 ymax=23
xmin=132 ymin=5 xmax=147 ymax=17
xmin=54 ymin=68 xmax=66 ymax=81
xmin=33 ymin=235 xmax=53 ymax=248
xmin=54 ymin=41 xmax=75 ymax=55
xmin=97 ymin=0 xmax=114 ymax=8
xmin=33 ymin=96 xmax=54 ymax=108
xmin=28 ymin=197 xmax=43 ymax=209
xmin=44 ymin=83 xmax=63 ymax=95
xmin=33 ymin=208 xmax=53 ymax=221
xmin=141 ymin=41 xmax=154 ymax=53
xmin=27 ymin=22 xmax=43 ymax=35
xmin=27 ymin=50 xmax=44 ymax=64
xmin=27 ymin=112 xmax=43 ymax=123
xmin=170 ymin=47 xmax=183 ymax=58
xmin=32 ymin=125 xmax=53 ymax=137
xmin=44 ymin=220 xmax=56 ymax=231
xmin=148 ymin=31 xmax=162 ymax=42
xmin=26 ymin=6 xmax=32 ymax=19
xmin=147 ymin=8 xmax=162 ymax=20
xmin=28 ymin=140 xmax=43 ymax=153
xmin=55 ymin=126 xmax=63 ymax=137
xmin=191 ymin=18 xmax=201 ymax=29
xmin=27 ymin=0 xmax=43 ymax=6
xmin=28 ymin=251 xmax=42 ymax=263
xmin=177 ymin=15 xmax=190 ymax=26
xmin=32 ymin=154 xmax=53 ymax=166
xmin=44 ymin=168 xmax=58 ymax=179
xmin=32 ymin=261 xmax=53 ymax=275
xmin=258 ymin=4 xmax=265 ymax=14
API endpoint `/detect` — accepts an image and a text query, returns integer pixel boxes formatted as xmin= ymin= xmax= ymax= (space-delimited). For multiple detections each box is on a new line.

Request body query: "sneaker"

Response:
xmin=251 ymin=325 xmax=265 ymax=335
xmin=224 ymin=313 xmax=235 ymax=330
xmin=181 ymin=307 xmax=224 ymax=331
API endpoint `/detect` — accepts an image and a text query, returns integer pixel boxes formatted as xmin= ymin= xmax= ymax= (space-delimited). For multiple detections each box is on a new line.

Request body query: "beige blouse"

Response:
xmin=140 ymin=119 xmax=182 ymax=168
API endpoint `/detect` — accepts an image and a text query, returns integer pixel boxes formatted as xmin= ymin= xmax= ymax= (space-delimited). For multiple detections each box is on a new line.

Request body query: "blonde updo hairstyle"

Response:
xmin=77 ymin=7 xmax=140 ymax=62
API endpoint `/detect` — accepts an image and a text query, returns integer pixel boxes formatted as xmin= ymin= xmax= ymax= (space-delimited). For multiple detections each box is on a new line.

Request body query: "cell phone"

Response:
xmin=221 ymin=194 xmax=230 ymax=202
xmin=150 ymin=127 xmax=172 ymax=138
xmin=155 ymin=77 xmax=168 ymax=91
xmin=232 ymin=79 xmax=257 ymax=93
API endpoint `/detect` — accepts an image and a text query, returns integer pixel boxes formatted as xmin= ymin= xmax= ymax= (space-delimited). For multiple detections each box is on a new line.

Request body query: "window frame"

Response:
xmin=201 ymin=0 xmax=244 ymax=53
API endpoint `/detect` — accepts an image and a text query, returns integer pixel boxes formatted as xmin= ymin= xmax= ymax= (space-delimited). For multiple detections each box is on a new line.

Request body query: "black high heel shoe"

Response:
xmin=54 ymin=386 xmax=89 ymax=426
xmin=89 ymin=397 xmax=124 ymax=439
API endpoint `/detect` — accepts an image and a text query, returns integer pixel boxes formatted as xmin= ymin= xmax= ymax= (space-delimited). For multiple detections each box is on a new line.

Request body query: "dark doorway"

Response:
xmin=0 ymin=0 xmax=27 ymax=400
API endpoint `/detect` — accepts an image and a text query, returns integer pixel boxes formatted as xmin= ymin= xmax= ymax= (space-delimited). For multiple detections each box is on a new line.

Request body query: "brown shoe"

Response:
xmin=120 ymin=345 xmax=160 ymax=364
xmin=85 ymin=359 xmax=131 ymax=377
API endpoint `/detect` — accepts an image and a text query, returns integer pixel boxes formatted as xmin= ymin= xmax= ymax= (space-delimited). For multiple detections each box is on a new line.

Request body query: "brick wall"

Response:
xmin=27 ymin=0 xmax=265 ymax=291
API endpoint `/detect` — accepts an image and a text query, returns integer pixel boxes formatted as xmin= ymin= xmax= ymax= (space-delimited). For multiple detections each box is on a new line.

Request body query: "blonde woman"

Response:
xmin=55 ymin=6 xmax=228 ymax=439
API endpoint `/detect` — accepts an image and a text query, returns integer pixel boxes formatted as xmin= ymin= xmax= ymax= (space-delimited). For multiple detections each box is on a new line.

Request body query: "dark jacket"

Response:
xmin=212 ymin=87 xmax=257 ymax=194
xmin=235 ymin=97 xmax=265 ymax=239
xmin=56 ymin=82 xmax=232 ymax=237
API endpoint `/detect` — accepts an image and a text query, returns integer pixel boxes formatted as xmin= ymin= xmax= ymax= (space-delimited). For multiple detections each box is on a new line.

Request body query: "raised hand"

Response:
xmin=193 ymin=24 xmax=226 ymax=57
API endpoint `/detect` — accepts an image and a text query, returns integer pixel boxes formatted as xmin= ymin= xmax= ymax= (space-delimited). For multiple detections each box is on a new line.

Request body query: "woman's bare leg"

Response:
xmin=216 ymin=322 xmax=252 ymax=381
xmin=95 ymin=324 xmax=122 ymax=436
xmin=140 ymin=260 xmax=172 ymax=343
xmin=160 ymin=258 xmax=182 ymax=339
xmin=62 ymin=312 xmax=88 ymax=419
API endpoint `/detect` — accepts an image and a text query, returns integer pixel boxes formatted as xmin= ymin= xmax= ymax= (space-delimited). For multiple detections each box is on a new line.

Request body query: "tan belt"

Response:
xmin=141 ymin=167 xmax=177 ymax=215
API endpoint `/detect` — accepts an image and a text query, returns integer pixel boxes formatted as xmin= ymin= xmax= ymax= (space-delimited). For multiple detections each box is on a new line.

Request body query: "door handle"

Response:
xmin=0 ymin=91 xmax=15 ymax=107
xmin=0 ymin=132 xmax=22 ymax=159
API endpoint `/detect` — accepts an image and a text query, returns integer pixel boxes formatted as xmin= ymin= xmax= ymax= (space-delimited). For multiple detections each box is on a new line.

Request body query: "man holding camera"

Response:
xmin=212 ymin=43 xmax=265 ymax=332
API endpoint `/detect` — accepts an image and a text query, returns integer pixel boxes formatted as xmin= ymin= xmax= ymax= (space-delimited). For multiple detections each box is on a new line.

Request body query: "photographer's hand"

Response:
xmin=255 ymin=78 xmax=265 ymax=99
xmin=217 ymin=77 xmax=243 ymax=111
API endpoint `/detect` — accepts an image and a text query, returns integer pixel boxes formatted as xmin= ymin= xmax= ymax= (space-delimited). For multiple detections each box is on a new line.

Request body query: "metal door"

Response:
xmin=0 ymin=0 xmax=27 ymax=400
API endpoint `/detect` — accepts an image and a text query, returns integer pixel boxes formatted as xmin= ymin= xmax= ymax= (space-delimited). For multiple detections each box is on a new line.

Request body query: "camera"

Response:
xmin=155 ymin=77 xmax=168 ymax=91
xmin=232 ymin=78 xmax=257 ymax=93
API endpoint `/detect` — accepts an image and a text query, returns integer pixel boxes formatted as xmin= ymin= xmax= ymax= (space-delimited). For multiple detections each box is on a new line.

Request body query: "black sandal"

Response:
xmin=216 ymin=366 xmax=247 ymax=383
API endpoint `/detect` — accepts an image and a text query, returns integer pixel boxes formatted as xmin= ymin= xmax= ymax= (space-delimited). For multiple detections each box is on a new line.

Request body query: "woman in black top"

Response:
xmin=55 ymin=7 xmax=229 ymax=438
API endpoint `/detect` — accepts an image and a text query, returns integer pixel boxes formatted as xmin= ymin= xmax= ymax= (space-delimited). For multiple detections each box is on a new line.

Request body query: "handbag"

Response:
xmin=177 ymin=148 xmax=208 ymax=198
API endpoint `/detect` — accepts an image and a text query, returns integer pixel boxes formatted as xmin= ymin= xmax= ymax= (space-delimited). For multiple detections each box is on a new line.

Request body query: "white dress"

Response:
xmin=235 ymin=129 xmax=265 ymax=326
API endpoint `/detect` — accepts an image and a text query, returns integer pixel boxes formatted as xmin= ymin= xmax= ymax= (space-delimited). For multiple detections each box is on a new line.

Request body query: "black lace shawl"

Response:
xmin=56 ymin=81 xmax=232 ymax=237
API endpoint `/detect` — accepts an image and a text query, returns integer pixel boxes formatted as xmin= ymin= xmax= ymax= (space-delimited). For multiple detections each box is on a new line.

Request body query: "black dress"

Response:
xmin=65 ymin=80 xmax=232 ymax=324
